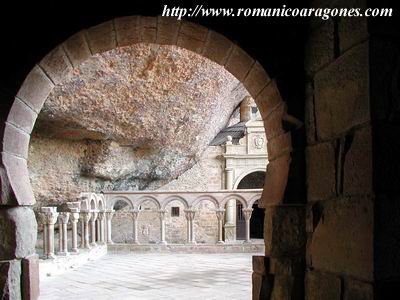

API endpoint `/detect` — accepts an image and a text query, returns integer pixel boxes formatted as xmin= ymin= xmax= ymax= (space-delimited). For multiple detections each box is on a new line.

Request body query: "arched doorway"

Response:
xmin=0 ymin=15 xmax=292 ymax=298
xmin=236 ymin=171 xmax=265 ymax=240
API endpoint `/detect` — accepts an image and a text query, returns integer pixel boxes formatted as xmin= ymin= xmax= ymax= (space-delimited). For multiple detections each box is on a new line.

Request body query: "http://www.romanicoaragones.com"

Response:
xmin=161 ymin=4 xmax=393 ymax=20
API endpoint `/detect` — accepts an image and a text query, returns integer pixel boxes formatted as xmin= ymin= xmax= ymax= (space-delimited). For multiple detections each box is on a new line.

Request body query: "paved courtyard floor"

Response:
xmin=40 ymin=253 xmax=258 ymax=300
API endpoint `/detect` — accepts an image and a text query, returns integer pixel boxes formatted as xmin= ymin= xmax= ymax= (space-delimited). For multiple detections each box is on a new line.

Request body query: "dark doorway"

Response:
xmin=236 ymin=171 xmax=265 ymax=240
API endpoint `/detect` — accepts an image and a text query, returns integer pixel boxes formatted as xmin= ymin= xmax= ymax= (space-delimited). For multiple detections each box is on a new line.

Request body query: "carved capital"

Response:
xmin=184 ymin=209 xmax=196 ymax=221
xmin=97 ymin=212 xmax=105 ymax=221
xmin=131 ymin=209 xmax=140 ymax=221
xmin=242 ymin=208 xmax=253 ymax=221
xmin=80 ymin=211 xmax=92 ymax=223
xmin=58 ymin=212 xmax=70 ymax=224
xmin=215 ymin=209 xmax=225 ymax=221
xmin=106 ymin=210 xmax=115 ymax=221
xmin=70 ymin=212 xmax=80 ymax=222
xmin=40 ymin=207 xmax=59 ymax=225
xmin=158 ymin=209 xmax=167 ymax=221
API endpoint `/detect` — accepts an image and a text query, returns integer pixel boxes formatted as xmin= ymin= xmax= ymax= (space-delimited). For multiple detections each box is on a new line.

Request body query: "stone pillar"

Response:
xmin=97 ymin=211 xmax=105 ymax=244
xmin=89 ymin=211 xmax=98 ymax=247
xmin=57 ymin=212 xmax=70 ymax=255
xmin=185 ymin=209 xmax=196 ymax=244
xmin=106 ymin=210 xmax=115 ymax=245
xmin=80 ymin=211 xmax=91 ymax=249
xmin=158 ymin=209 xmax=167 ymax=245
xmin=96 ymin=218 xmax=101 ymax=242
xmin=225 ymin=167 xmax=236 ymax=242
xmin=215 ymin=209 xmax=225 ymax=244
xmin=39 ymin=207 xmax=59 ymax=259
xmin=242 ymin=208 xmax=253 ymax=243
xmin=131 ymin=209 xmax=140 ymax=244
xmin=69 ymin=208 xmax=80 ymax=253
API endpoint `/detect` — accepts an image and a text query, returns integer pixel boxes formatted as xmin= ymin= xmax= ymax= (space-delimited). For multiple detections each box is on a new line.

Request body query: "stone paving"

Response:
xmin=40 ymin=253 xmax=257 ymax=300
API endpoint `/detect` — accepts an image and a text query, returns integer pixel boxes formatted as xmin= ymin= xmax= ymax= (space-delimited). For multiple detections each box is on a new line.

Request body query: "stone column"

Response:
xmin=215 ymin=209 xmax=225 ymax=244
xmin=158 ymin=209 xmax=167 ymax=245
xmin=225 ymin=166 xmax=236 ymax=242
xmin=131 ymin=209 xmax=140 ymax=244
xmin=242 ymin=208 xmax=253 ymax=243
xmin=185 ymin=209 xmax=196 ymax=244
xmin=96 ymin=218 xmax=101 ymax=242
xmin=69 ymin=208 xmax=80 ymax=253
xmin=39 ymin=207 xmax=59 ymax=259
xmin=97 ymin=211 xmax=105 ymax=244
xmin=80 ymin=211 xmax=91 ymax=249
xmin=57 ymin=212 xmax=70 ymax=256
xmin=89 ymin=211 xmax=98 ymax=247
xmin=106 ymin=210 xmax=115 ymax=245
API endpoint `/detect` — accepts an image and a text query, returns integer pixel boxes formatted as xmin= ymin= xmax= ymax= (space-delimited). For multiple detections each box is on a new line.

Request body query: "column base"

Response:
xmin=224 ymin=223 xmax=236 ymax=242
xmin=90 ymin=242 xmax=97 ymax=247
xmin=42 ymin=254 xmax=56 ymax=260
xmin=188 ymin=241 xmax=197 ymax=245
xmin=158 ymin=241 xmax=167 ymax=245
xmin=107 ymin=241 xmax=114 ymax=245
xmin=71 ymin=248 xmax=79 ymax=254
xmin=216 ymin=240 xmax=225 ymax=244
xmin=56 ymin=252 xmax=69 ymax=256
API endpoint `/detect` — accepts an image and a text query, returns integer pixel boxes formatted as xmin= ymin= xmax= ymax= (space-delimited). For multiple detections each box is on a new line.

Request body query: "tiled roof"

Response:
xmin=209 ymin=122 xmax=246 ymax=146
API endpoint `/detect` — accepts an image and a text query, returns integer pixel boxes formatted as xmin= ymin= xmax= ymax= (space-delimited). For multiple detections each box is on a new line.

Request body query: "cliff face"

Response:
xmin=29 ymin=44 xmax=248 ymax=205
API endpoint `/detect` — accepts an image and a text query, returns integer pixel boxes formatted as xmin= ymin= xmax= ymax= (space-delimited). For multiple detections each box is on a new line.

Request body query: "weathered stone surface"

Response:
xmin=305 ymin=270 xmax=341 ymax=300
xmin=0 ymin=260 xmax=21 ymax=300
xmin=0 ymin=206 xmax=37 ymax=260
xmin=6 ymin=98 xmax=38 ymax=134
xmin=343 ymin=126 xmax=372 ymax=196
xmin=308 ymin=197 xmax=373 ymax=281
xmin=22 ymin=255 xmax=39 ymax=300
xmin=344 ymin=278 xmax=373 ymax=300
xmin=305 ymin=19 xmax=335 ymax=76
xmin=314 ymin=41 xmax=369 ymax=140
xmin=62 ymin=31 xmax=92 ymax=67
xmin=306 ymin=142 xmax=336 ymax=201
xmin=1 ymin=152 xmax=35 ymax=206
xmin=225 ymin=46 xmax=254 ymax=82
xmin=16 ymin=65 xmax=54 ymax=113
xmin=114 ymin=16 xmax=141 ymax=47
xmin=203 ymin=30 xmax=233 ymax=65
xmin=39 ymin=46 xmax=73 ymax=84
xmin=264 ymin=205 xmax=306 ymax=257
xmin=29 ymin=44 xmax=248 ymax=204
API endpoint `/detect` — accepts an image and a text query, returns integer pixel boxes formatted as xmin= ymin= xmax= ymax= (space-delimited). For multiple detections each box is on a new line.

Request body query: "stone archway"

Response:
xmin=0 ymin=16 xmax=292 ymax=298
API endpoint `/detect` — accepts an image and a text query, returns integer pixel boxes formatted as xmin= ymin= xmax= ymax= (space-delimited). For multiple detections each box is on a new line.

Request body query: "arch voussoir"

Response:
xmin=267 ymin=131 xmax=292 ymax=161
xmin=202 ymin=30 xmax=234 ymax=65
xmin=16 ymin=65 xmax=54 ymax=114
xmin=114 ymin=16 xmax=141 ymax=47
xmin=62 ymin=31 xmax=92 ymax=67
xmin=177 ymin=21 xmax=208 ymax=54
xmin=156 ymin=16 xmax=180 ymax=45
xmin=140 ymin=16 xmax=157 ymax=43
xmin=243 ymin=61 xmax=271 ymax=97
xmin=7 ymin=98 xmax=38 ymax=134
xmin=86 ymin=21 xmax=117 ymax=54
xmin=224 ymin=45 xmax=255 ymax=82
xmin=39 ymin=46 xmax=73 ymax=85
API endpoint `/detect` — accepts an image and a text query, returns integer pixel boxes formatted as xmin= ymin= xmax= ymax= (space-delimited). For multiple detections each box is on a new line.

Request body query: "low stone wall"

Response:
xmin=108 ymin=240 xmax=264 ymax=254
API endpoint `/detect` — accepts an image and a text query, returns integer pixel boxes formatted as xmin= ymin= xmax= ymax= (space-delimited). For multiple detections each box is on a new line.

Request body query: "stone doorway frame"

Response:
xmin=0 ymin=16 xmax=292 ymax=297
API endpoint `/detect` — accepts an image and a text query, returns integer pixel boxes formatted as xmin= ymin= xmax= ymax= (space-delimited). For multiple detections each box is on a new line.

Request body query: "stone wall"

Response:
xmin=302 ymin=0 xmax=399 ymax=298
